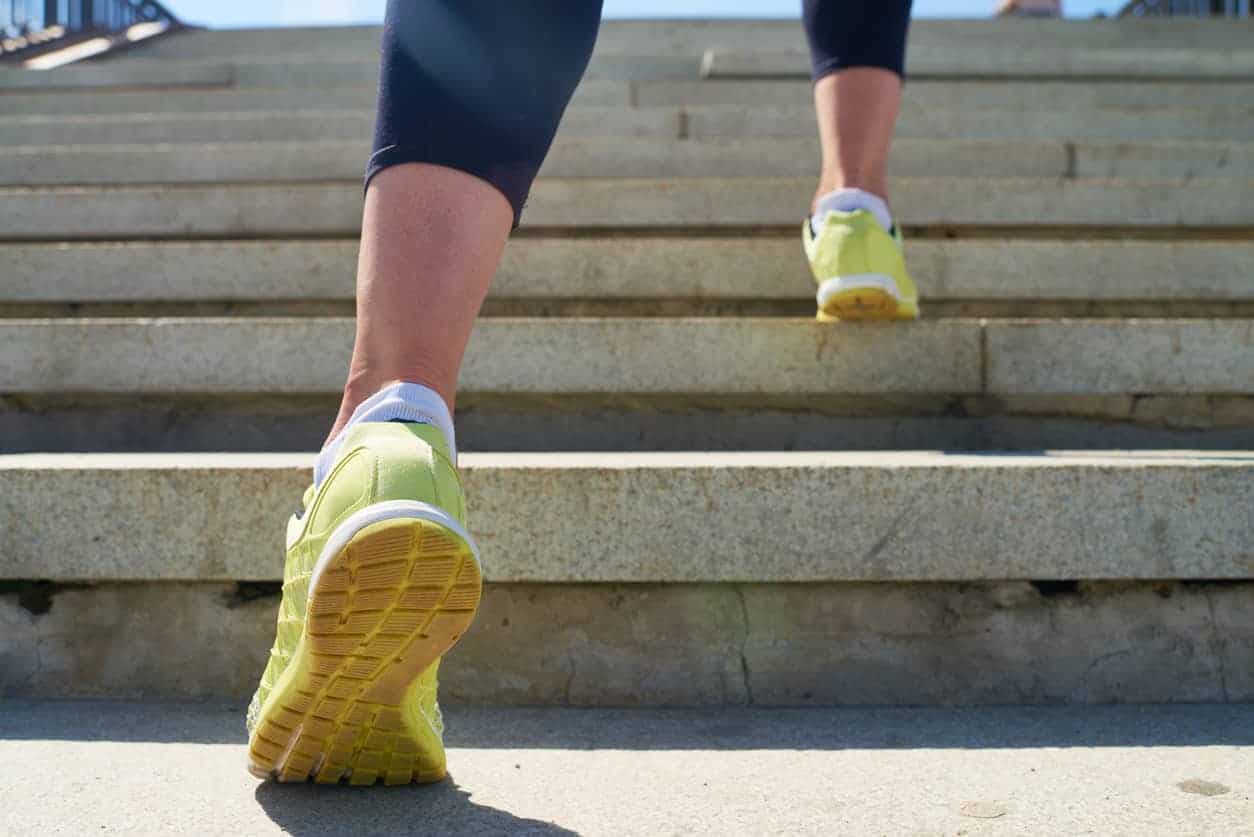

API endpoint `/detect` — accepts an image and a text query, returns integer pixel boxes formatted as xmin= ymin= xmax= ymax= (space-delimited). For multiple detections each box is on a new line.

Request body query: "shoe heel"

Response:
xmin=307 ymin=515 xmax=481 ymax=701
xmin=248 ymin=508 xmax=481 ymax=785
xmin=818 ymin=286 xmax=900 ymax=320
xmin=815 ymin=273 xmax=918 ymax=322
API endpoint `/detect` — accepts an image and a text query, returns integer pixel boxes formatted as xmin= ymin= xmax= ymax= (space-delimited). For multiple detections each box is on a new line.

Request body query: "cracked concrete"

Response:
xmin=3 ymin=580 xmax=1251 ymax=704
xmin=1205 ymin=589 xmax=1232 ymax=702
xmin=734 ymin=585 xmax=753 ymax=705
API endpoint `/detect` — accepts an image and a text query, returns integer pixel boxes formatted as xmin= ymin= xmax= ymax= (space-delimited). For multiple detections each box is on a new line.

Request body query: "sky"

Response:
xmin=164 ymin=1 xmax=1127 ymax=29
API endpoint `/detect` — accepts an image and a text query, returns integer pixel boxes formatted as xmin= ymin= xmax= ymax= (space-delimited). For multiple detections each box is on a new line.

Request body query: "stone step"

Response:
xmin=5 ymin=239 xmax=1250 ymax=308
xmin=683 ymin=103 xmax=1254 ymax=143
xmin=6 ymin=392 xmax=1251 ymax=455
xmin=3 ymin=575 xmax=1252 ymax=703
xmin=6 ymin=577 xmax=1252 ymax=704
xmin=0 ymin=54 xmax=701 ymax=91
xmin=2 ymin=451 xmax=1247 ymax=583
xmin=5 ymin=138 xmax=1252 ymax=186
xmin=124 ymin=19 xmax=1254 ymax=60
xmin=704 ymin=46 xmax=1254 ymax=80
xmin=4 ymin=453 xmax=1251 ymax=704
xmin=634 ymin=80 xmax=1254 ymax=110
xmin=2 ymin=79 xmax=1248 ymax=116
xmin=4 ymin=318 xmax=1250 ymax=397
xmin=12 ymin=41 xmax=1250 ymax=92
xmin=0 ymin=63 xmax=233 ymax=90
xmin=2 ymin=178 xmax=1250 ymax=239
xmin=0 ymin=79 xmax=616 ymax=115
xmin=0 ymin=107 xmax=677 ymax=145
xmin=4 ymin=705 xmax=1254 ymax=832
xmin=4 ymin=103 xmax=1252 ymax=146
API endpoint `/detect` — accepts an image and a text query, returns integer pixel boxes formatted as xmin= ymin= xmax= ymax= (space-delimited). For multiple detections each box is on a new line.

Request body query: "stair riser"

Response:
xmin=2 ymin=81 xmax=1250 ymax=116
xmin=7 ymin=48 xmax=1254 ymax=92
xmin=4 ymin=239 xmax=1252 ymax=306
xmin=704 ymin=47 xmax=1254 ymax=80
xmin=3 ymin=179 xmax=1253 ymax=239
xmin=635 ymin=80 xmax=1254 ymax=109
xmin=3 ymin=581 xmax=1249 ymax=704
xmin=5 ymin=106 xmax=1250 ymax=145
xmin=5 ymin=397 xmax=1253 ymax=456
xmin=4 ymin=319 xmax=1250 ymax=397
xmin=4 ymin=139 xmax=1252 ymax=186
xmin=126 ymin=21 xmax=1254 ymax=61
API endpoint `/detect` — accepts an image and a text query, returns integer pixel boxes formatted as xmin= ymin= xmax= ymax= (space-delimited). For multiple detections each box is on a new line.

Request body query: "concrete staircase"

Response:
xmin=1 ymin=19 xmax=1252 ymax=707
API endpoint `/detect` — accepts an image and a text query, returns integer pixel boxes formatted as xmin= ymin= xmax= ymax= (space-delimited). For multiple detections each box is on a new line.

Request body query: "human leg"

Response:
xmin=247 ymin=0 xmax=603 ymax=784
xmin=801 ymin=0 xmax=920 ymax=321
xmin=330 ymin=0 xmax=605 ymax=440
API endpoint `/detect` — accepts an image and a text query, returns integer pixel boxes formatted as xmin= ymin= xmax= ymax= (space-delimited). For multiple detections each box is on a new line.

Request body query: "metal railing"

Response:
xmin=2 ymin=0 xmax=181 ymax=65
xmin=1119 ymin=0 xmax=1252 ymax=15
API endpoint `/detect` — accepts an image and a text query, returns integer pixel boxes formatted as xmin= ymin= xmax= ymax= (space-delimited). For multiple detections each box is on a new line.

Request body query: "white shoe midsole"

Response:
xmin=308 ymin=499 xmax=482 ymax=596
xmin=816 ymin=273 xmax=903 ymax=309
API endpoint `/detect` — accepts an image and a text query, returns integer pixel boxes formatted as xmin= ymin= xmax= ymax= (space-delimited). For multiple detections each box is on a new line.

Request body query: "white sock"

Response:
xmin=811 ymin=188 xmax=893 ymax=235
xmin=314 ymin=382 xmax=456 ymax=489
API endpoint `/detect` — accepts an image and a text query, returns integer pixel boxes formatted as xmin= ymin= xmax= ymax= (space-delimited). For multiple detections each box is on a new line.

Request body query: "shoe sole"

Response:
xmin=247 ymin=501 xmax=482 ymax=786
xmin=815 ymin=274 xmax=919 ymax=322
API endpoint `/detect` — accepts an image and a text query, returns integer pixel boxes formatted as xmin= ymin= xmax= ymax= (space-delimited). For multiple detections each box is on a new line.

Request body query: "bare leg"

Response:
xmin=811 ymin=67 xmax=903 ymax=213
xmin=325 ymin=163 xmax=512 ymax=444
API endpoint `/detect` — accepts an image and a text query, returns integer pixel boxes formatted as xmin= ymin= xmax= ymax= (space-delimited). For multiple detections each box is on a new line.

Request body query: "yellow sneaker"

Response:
xmin=246 ymin=420 xmax=481 ymax=785
xmin=803 ymin=208 xmax=920 ymax=321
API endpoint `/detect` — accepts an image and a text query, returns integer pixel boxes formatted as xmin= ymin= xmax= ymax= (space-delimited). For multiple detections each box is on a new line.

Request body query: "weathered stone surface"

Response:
xmin=987 ymin=320 xmax=1254 ymax=395
xmin=5 ymin=317 xmax=1250 ymax=397
xmin=4 ymin=395 xmax=1254 ymax=455
xmin=0 ymin=63 xmax=233 ymax=89
xmin=10 ymin=22 xmax=1237 ymax=93
xmin=0 ymin=138 xmax=1080 ymax=186
xmin=5 ymin=104 xmax=1248 ymax=147
xmin=908 ymin=240 xmax=1254 ymax=302
xmin=2 ymin=580 xmax=1251 ymax=703
xmin=8 ymin=138 xmax=1250 ymax=187
xmin=636 ymin=79 xmax=1254 ymax=109
xmin=3 ymin=177 xmax=1251 ymax=239
xmin=684 ymin=103 xmax=1254 ymax=142
xmin=704 ymin=46 xmax=1254 ymax=80
xmin=740 ymin=582 xmax=1251 ymax=705
xmin=123 ymin=19 xmax=1254 ymax=60
xmin=0 ymin=107 xmax=678 ymax=146
xmin=1075 ymin=141 xmax=1254 ymax=179
xmin=2 ymin=79 xmax=1247 ymax=119
xmin=0 ymin=452 xmax=1250 ymax=582
xmin=3 ymin=54 xmax=695 ymax=91
xmin=0 ymin=79 xmax=625 ymax=116
xmin=4 ymin=239 xmax=1252 ymax=304
xmin=0 ymin=317 xmax=982 ymax=395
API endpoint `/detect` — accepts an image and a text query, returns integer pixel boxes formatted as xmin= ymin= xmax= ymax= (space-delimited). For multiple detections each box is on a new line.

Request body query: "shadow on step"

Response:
xmin=254 ymin=779 xmax=576 ymax=837
xmin=5 ymin=393 xmax=1254 ymax=453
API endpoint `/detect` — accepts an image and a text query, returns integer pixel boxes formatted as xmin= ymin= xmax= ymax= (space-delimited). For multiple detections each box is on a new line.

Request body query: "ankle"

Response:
xmin=813 ymin=176 xmax=889 ymax=212
xmin=810 ymin=187 xmax=894 ymax=235
xmin=318 ymin=380 xmax=458 ymax=488
xmin=330 ymin=372 xmax=455 ymax=444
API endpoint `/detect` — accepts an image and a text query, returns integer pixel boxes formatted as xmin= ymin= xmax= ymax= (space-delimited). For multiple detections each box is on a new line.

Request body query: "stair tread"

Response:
xmin=2 ymin=450 xmax=1249 ymax=582
xmin=3 ymin=317 xmax=1250 ymax=397
xmin=3 ymin=177 xmax=1252 ymax=238
xmin=5 ymin=238 xmax=1251 ymax=306
xmin=4 ymin=105 xmax=1251 ymax=145
xmin=3 ymin=137 xmax=1252 ymax=186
